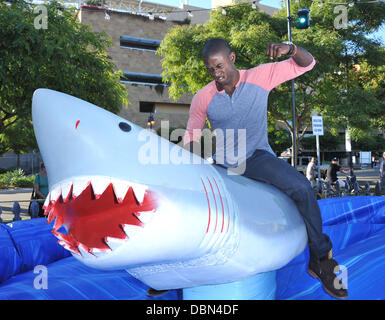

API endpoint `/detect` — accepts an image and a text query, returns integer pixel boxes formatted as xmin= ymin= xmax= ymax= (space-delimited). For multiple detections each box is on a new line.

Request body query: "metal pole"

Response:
xmin=316 ymin=134 xmax=321 ymax=182
xmin=345 ymin=52 xmax=353 ymax=170
xmin=286 ymin=0 xmax=297 ymax=168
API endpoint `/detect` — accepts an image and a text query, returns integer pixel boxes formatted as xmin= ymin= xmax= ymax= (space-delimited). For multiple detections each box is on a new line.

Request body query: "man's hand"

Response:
xmin=266 ymin=42 xmax=314 ymax=67
xmin=266 ymin=42 xmax=291 ymax=60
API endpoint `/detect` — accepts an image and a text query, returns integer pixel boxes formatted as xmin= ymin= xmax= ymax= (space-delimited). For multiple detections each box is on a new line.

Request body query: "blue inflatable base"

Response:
xmin=1 ymin=196 xmax=385 ymax=300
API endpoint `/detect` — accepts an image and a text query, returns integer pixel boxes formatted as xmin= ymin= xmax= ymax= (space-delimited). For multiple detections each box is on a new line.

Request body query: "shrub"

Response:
xmin=10 ymin=176 xmax=34 ymax=188
xmin=0 ymin=169 xmax=33 ymax=188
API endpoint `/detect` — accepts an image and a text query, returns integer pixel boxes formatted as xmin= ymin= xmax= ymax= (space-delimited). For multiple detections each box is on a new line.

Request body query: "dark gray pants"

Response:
xmin=241 ymin=149 xmax=332 ymax=260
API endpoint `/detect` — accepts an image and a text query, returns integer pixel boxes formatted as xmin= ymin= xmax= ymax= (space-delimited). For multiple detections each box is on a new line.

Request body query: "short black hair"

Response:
xmin=202 ymin=38 xmax=232 ymax=60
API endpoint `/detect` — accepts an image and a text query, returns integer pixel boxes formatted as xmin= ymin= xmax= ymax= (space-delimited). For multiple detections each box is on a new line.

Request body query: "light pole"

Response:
xmin=286 ymin=0 xmax=297 ymax=168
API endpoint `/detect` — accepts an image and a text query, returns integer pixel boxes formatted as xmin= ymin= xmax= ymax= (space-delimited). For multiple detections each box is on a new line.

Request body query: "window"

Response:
xmin=121 ymin=72 xmax=168 ymax=86
xmin=120 ymin=36 xmax=161 ymax=52
xmin=139 ymin=102 xmax=155 ymax=113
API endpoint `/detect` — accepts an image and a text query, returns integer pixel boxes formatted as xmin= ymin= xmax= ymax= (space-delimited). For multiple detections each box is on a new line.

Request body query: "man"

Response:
xmin=306 ymin=157 xmax=318 ymax=187
xmin=379 ymin=152 xmax=385 ymax=182
xmin=183 ymin=38 xmax=348 ymax=299
xmin=326 ymin=157 xmax=350 ymax=189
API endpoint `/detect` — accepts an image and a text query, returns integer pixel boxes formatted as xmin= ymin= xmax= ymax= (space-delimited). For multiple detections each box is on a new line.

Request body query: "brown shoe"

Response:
xmin=147 ymin=287 xmax=169 ymax=297
xmin=308 ymin=252 xmax=348 ymax=299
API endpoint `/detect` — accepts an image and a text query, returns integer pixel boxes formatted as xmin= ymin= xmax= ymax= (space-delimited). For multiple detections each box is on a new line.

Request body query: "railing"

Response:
xmin=314 ymin=175 xmax=385 ymax=199
xmin=0 ymin=200 xmax=43 ymax=223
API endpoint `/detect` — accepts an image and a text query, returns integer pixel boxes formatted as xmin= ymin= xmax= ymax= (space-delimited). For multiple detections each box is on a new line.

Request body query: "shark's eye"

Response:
xmin=119 ymin=122 xmax=131 ymax=132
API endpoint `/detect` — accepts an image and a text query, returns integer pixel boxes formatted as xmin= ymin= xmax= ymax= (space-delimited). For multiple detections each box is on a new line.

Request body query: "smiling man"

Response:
xmin=183 ymin=38 xmax=348 ymax=299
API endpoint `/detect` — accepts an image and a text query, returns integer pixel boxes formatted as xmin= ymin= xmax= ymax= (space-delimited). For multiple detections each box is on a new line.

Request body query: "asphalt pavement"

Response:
xmin=0 ymin=188 xmax=33 ymax=223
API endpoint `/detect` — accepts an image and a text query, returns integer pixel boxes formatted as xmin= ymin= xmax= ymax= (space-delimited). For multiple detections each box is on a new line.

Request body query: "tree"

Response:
xmin=300 ymin=131 xmax=344 ymax=151
xmin=0 ymin=0 xmax=128 ymax=154
xmin=157 ymin=0 xmax=385 ymax=162
xmin=0 ymin=118 xmax=37 ymax=167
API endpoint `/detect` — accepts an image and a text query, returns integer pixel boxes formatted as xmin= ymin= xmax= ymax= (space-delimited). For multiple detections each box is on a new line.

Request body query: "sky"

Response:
xmin=143 ymin=0 xmax=385 ymax=45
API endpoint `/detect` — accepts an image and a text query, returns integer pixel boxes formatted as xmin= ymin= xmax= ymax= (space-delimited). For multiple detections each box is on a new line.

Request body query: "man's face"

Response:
xmin=204 ymin=50 xmax=236 ymax=87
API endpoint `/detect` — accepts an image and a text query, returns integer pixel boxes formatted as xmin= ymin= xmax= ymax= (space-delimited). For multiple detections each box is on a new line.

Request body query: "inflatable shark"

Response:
xmin=32 ymin=88 xmax=307 ymax=290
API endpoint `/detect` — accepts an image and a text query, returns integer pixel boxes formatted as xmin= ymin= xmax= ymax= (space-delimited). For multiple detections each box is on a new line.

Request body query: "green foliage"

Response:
xmin=351 ymin=132 xmax=385 ymax=151
xmin=0 ymin=168 xmax=26 ymax=185
xmin=267 ymin=115 xmax=291 ymax=154
xmin=0 ymin=118 xmax=37 ymax=154
xmin=10 ymin=175 xmax=35 ymax=187
xmin=300 ymin=131 xmax=344 ymax=151
xmin=268 ymin=128 xmax=291 ymax=155
xmin=0 ymin=0 xmax=128 ymax=154
xmin=0 ymin=169 xmax=34 ymax=187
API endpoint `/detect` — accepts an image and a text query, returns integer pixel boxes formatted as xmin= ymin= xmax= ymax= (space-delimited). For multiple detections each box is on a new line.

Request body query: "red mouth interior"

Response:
xmin=45 ymin=182 xmax=157 ymax=253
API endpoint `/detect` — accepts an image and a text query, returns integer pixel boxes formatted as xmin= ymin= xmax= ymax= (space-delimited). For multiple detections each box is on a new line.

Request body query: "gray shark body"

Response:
xmin=32 ymin=88 xmax=307 ymax=290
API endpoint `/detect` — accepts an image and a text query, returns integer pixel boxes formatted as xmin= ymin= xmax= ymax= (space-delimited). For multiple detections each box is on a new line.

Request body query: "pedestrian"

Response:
xmin=326 ymin=157 xmax=350 ymax=189
xmin=182 ymin=38 xmax=347 ymax=299
xmin=306 ymin=157 xmax=318 ymax=187
xmin=379 ymin=152 xmax=385 ymax=182
xmin=33 ymin=162 xmax=49 ymax=217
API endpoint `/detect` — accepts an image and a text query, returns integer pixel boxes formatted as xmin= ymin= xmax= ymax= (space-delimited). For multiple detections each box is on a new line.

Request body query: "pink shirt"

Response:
xmin=184 ymin=57 xmax=316 ymax=167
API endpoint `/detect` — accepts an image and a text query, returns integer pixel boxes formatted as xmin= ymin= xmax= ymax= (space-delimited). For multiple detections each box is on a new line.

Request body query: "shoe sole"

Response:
xmin=308 ymin=268 xmax=348 ymax=299
xmin=147 ymin=289 xmax=169 ymax=297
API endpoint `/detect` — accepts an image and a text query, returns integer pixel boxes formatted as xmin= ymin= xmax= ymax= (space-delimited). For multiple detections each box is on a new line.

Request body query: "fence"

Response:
xmin=314 ymin=175 xmax=385 ymax=199
xmin=0 ymin=200 xmax=41 ymax=223
xmin=0 ymin=152 xmax=43 ymax=174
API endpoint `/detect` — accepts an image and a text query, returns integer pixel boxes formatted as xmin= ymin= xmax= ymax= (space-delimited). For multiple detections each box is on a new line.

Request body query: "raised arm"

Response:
xmin=266 ymin=42 xmax=314 ymax=67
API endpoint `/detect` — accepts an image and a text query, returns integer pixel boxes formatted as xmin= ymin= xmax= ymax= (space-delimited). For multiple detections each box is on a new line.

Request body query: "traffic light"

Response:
xmin=297 ymin=8 xmax=310 ymax=29
xmin=147 ymin=113 xmax=155 ymax=129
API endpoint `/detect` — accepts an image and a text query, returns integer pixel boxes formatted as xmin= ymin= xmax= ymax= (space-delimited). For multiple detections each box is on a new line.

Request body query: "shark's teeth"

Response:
xmin=49 ymin=177 xmax=149 ymax=204
xmin=104 ymin=236 xmax=128 ymax=250
xmin=43 ymin=193 xmax=50 ymax=209
xmin=47 ymin=208 xmax=56 ymax=224
xmin=89 ymin=247 xmax=111 ymax=257
xmin=58 ymin=240 xmax=80 ymax=255
xmin=78 ymin=243 xmax=95 ymax=258
xmin=50 ymin=188 xmax=61 ymax=203
xmin=112 ymin=181 xmax=130 ymax=203
xmin=131 ymin=183 xmax=147 ymax=204
xmin=60 ymin=181 xmax=73 ymax=201
xmin=90 ymin=177 xmax=110 ymax=199
xmin=53 ymin=214 xmax=64 ymax=231
xmin=72 ymin=178 xmax=90 ymax=198
xmin=121 ymin=224 xmax=141 ymax=239
xmin=134 ymin=210 xmax=155 ymax=225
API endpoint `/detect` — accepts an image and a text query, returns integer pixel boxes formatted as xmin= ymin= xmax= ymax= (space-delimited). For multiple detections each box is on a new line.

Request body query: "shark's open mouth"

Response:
xmin=43 ymin=177 xmax=157 ymax=256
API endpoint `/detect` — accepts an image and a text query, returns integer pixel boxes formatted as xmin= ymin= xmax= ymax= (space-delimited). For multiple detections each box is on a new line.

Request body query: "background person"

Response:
xmin=34 ymin=162 xmax=48 ymax=217
xmin=306 ymin=157 xmax=318 ymax=187
xmin=379 ymin=152 xmax=385 ymax=182
xmin=326 ymin=157 xmax=350 ymax=189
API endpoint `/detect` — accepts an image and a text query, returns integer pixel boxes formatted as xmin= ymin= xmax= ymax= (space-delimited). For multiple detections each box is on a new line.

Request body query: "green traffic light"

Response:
xmin=297 ymin=8 xmax=310 ymax=29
